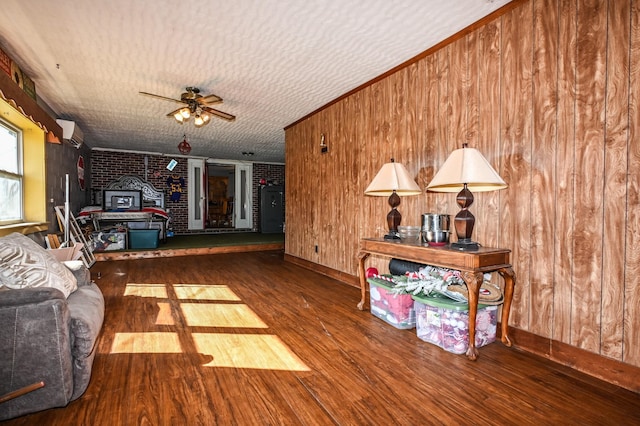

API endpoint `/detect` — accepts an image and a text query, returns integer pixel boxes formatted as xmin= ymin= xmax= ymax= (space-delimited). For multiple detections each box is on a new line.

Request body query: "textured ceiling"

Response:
xmin=0 ymin=0 xmax=511 ymax=163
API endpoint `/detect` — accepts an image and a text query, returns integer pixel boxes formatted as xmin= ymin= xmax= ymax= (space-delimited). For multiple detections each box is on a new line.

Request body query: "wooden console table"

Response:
xmin=357 ymin=238 xmax=515 ymax=360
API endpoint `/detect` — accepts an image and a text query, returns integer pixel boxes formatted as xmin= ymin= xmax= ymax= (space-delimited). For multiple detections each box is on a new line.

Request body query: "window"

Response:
xmin=0 ymin=120 xmax=22 ymax=224
xmin=0 ymin=97 xmax=47 ymax=236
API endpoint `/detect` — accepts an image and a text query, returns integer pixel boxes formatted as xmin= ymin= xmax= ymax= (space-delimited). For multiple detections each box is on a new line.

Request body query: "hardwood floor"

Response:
xmin=5 ymin=251 xmax=640 ymax=425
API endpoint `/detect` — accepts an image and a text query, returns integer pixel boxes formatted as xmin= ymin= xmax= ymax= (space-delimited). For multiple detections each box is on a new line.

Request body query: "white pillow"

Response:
xmin=0 ymin=232 xmax=78 ymax=298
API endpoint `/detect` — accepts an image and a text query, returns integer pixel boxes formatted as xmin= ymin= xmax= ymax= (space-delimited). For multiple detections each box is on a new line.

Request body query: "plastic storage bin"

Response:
xmin=367 ymin=277 xmax=416 ymax=329
xmin=128 ymin=229 xmax=160 ymax=249
xmin=413 ymin=294 xmax=497 ymax=354
xmin=91 ymin=230 xmax=126 ymax=252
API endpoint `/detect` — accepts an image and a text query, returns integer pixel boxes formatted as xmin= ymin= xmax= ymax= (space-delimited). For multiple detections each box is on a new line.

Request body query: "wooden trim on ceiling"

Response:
xmin=284 ymin=0 xmax=527 ymax=130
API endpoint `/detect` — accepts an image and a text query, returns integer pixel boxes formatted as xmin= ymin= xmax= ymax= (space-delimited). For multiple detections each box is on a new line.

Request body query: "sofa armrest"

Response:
xmin=66 ymin=282 xmax=104 ymax=400
xmin=67 ymin=283 xmax=104 ymax=358
xmin=0 ymin=290 xmax=74 ymax=420
xmin=0 ymin=287 xmax=65 ymax=308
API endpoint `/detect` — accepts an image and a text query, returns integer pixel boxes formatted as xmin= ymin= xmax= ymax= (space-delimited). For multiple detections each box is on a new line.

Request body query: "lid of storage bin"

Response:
xmin=412 ymin=293 xmax=489 ymax=310
xmin=366 ymin=276 xmax=398 ymax=291
xmin=129 ymin=229 xmax=160 ymax=234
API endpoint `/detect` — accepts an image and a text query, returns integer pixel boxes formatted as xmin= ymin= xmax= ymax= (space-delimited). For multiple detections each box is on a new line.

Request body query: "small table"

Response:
xmin=357 ymin=238 xmax=516 ymax=360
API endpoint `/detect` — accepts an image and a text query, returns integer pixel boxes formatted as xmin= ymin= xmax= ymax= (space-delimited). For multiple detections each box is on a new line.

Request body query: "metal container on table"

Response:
xmin=421 ymin=213 xmax=451 ymax=244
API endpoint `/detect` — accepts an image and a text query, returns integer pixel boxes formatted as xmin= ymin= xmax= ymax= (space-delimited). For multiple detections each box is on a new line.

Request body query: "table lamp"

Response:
xmin=365 ymin=158 xmax=422 ymax=240
xmin=427 ymin=144 xmax=507 ymax=250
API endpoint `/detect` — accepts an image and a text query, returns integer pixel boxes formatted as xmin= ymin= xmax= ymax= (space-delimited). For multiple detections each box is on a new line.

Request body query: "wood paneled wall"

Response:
xmin=285 ymin=0 xmax=640 ymax=370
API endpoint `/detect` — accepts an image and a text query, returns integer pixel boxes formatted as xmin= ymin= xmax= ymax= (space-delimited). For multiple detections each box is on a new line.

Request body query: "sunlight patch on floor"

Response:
xmin=180 ymin=303 xmax=268 ymax=328
xmin=124 ymin=283 xmax=168 ymax=298
xmin=112 ymin=282 xmax=307 ymax=371
xmin=110 ymin=332 xmax=182 ymax=354
xmin=155 ymin=302 xmax=174 ymax=325
xmin=173 ymin=284 xmax=241 ymax=301
xmin=192 ymin=333 xmax=310 ymax=371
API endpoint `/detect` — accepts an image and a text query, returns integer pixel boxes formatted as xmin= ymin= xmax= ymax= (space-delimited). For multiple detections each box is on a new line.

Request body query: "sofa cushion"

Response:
xmin=0 ymin=233 xmax=78 ymax=298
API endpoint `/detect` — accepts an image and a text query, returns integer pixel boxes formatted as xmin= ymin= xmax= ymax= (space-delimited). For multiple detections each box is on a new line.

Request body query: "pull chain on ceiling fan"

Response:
xmin=140 ymin=87 xmax=236 ymax=127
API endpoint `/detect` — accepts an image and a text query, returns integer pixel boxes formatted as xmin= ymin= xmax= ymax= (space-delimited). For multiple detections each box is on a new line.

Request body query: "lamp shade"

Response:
xmin=427 ymin=146 xmax=507 ymax=193
xmin=365 ymin=160 xmax=422 ymax=196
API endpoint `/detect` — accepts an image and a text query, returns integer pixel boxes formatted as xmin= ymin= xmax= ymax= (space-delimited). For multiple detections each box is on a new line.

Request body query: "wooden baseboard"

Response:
xmin=283 ymin=254 xmax=360 ymax=287
xmin=95 ymin=243 xmax=284 ymax=261
xmin=503 ymin=328 xmax=640 ymax=393
xmin=284 ymin=254 xmax=640 ymax=394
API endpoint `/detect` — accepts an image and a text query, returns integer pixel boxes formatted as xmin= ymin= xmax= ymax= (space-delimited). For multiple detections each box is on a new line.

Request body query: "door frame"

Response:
xmin=187 ymin=158 xmax=206 ymax=230
xmin=234 ymin=162 xmax=252 ymax=229
xmin=206 ymin=159 xmax=253 ymax=229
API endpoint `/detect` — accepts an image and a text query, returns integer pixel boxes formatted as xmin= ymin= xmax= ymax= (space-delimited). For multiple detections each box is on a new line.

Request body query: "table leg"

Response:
xmin=357 ymin=252 xmax=370 ymax=310
xmin=461 ymin=270 xmax=483 ymax=361
xmin=497 ymin=266 xmax=516 ymax=347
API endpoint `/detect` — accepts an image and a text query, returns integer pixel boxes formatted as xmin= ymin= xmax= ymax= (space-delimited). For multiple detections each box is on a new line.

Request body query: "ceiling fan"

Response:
xmin=140 ymin=87 xmax=236 ymax=127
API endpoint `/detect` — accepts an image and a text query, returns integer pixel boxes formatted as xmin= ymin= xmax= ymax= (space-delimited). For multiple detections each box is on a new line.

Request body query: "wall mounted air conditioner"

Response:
xmin=56 ymin=119 xmax=84 ymax=149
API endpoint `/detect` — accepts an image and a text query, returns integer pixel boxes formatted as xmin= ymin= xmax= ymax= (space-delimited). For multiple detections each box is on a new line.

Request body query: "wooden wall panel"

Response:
xmin=530 ymin=0 xmax=558 ymax=339
xmin=553 ymin=0 xmax=577 ymax=345
xmin=284 ymin=0 xmax=640 ymax=370
xmin=625 ymin=1 xmax=640 ymax=367
xmin=421 ymin=54 xmax=439 ymax=191
xmin=572 ymin=0 xmax=607 ymax=353
xmin=476 ymin=22 xmax=503 ymax=249
xmin=433 ymin=48 xmax=454 ymax=216
xmin=602 ymin=0 xmax=630 ymax=360
xmin=449 ymin=38 xmax=467 ymax=159
xmin=500 ymin=3 xmax=534 ymax=330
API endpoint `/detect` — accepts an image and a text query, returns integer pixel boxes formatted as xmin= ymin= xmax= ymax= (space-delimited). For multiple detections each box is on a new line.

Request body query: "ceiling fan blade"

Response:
xmin=197 ymin=94 xmax=223 ymax=105
xmin=203 ymin=106 xmax=236 ymax=121
xmin=139 ymin=91 xmax=185 ymax=104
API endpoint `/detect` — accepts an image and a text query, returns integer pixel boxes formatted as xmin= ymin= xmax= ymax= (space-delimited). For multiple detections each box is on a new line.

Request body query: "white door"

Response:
xmin=234 ymin=163 xmax=253 ymax=229
xmin=188 ymin=158 xmax=205 ymax=230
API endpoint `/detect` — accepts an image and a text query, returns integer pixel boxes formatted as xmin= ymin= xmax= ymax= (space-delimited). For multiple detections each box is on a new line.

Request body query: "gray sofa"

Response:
xmin=0 ymin=233 xmax=104 ymax=420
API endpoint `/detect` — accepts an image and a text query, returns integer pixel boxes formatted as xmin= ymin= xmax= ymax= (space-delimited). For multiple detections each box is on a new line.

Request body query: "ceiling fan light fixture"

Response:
xmin=144 ymin=87 xmax=235 ymax=126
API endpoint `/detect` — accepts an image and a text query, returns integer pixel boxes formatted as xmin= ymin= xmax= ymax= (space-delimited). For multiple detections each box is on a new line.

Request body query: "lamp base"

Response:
xmin=451 ymin=239 xmax=480 ymax=251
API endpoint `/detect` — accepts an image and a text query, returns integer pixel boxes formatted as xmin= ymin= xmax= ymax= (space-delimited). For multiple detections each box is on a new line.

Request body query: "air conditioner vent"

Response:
xmin=56 ymin=119 xmax=84 ymax=149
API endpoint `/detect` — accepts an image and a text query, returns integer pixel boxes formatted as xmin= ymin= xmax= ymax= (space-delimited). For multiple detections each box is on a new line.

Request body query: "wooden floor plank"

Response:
xmin=4 ymin=251 xmax=639 ymax=425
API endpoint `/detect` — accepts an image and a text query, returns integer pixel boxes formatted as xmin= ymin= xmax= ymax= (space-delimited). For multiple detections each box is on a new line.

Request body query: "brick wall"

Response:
xmin=90 ymin=150 xmax=284 ymax=234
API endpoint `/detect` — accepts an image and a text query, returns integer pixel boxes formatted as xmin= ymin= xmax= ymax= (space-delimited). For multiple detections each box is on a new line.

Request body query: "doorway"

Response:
xmin=206 ymin=162 xmax=253 ymax=230
xmin=207 ymin=164 xmax=234 ymax=228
